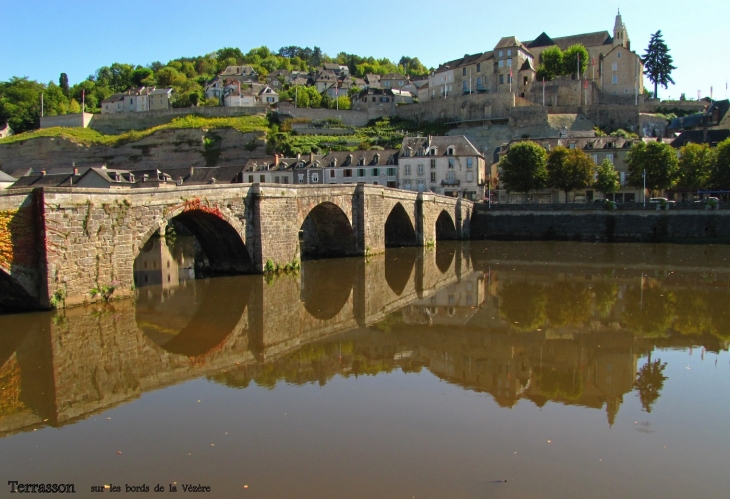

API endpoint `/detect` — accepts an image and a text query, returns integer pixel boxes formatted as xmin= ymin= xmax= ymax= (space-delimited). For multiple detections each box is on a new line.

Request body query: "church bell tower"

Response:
xmin=613 ymin=9 xmax=630 ymax=50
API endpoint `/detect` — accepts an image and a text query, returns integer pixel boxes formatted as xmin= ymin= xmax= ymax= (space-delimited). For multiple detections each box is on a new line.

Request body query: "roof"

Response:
xmin=527 ymin=32 xmax=556 ymax=48
xmin=400 ymin=136 xmax=483 ymax=157
xmin=525 ymin=31 xmax=613 ymax=50
xmin=161 ymin=166 xmax=247 ymax=184
xmin=380 ymin=72 xmax=407 ymax=80
xmin=220 ymin=65 xmax=257 ymax=76
xmin=8 ymin=172 xmax=72 ymax=189
xmin=101 ymin=93 xmax=125 ymax=103
xmin=319 ymin=149 xmax=400 ymax=168
xmin=671 ymin=129 xmax=730 ymax=148
xmin=0 ymin=171 xmax=17 ymax=182
xmin=494 ymin=36 xmax=529 ymax=51
xmin=149 ymin=88 xmax=173 ymax=95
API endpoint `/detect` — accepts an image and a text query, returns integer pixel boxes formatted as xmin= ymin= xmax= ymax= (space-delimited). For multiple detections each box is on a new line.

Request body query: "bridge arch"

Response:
xmin=299 ymin=202 xmax=357 ymax=259
xmin=385 ymin=202 xmax=418 ymax=247
xmin=0 ymin=268 xmax=41 ymax=313
xmin=435 ymin=210 xmax=457 ymax=240
xmin=137 ymin=206 xmax=253 ymax=275
xmin=300 ymin=259 xmax=355 ymax=320
xmin=136 ymin=276 xmax=253 ymax=357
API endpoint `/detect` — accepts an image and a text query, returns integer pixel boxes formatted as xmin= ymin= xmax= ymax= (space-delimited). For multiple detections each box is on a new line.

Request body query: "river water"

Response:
xmin=1 ymin=240 xmax=729 ymax=498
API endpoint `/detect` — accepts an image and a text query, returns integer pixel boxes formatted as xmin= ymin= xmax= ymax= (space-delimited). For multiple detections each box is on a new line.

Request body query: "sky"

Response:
xmin=1 ymin=0 xmax=728 ymax=100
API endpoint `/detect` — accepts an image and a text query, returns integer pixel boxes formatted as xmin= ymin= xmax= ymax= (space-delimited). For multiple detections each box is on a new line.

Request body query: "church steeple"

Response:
xmin=613 ymin=9 xmax=630 ymax=49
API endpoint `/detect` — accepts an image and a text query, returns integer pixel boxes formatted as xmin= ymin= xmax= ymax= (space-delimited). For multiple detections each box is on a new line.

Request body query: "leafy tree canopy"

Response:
xmin=594 ymin=158 xmax=620 ymax=196
xmin=499 ymin=141 xmax=549 ymax=198
xmin=626 ymin=140 xmax=679 ymax=193
xmin=547 ymin=146 xmax=595 ymax=202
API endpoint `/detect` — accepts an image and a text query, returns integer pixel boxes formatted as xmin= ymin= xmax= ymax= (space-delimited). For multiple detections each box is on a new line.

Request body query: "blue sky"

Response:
xmin=1 ymin=0 xmax=727 ymax=100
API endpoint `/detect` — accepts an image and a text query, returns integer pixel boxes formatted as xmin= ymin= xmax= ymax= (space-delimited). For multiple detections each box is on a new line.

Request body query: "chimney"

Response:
xmin=41 ymin=170 xmax=46 ymax=176
xmin=274 ymin=154 xmax=279 ymax=167
xmin=309 ymin=151 xmax=315 ymax=164
xmin=73 ymin=167 xmax=79 ymax=176
xmin=296 ymin=153 xmax=301 ymax=161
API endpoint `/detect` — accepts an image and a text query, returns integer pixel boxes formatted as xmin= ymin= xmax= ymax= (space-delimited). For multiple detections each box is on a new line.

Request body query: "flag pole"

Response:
xmin=41 ymin=92 xmax=44 ymax=117
xmin=542 ymin=78 xmax=545 ymax=106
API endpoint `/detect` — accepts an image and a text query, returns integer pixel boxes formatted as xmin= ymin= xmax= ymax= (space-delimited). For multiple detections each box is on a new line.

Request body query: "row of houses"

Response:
xmin=4 ymin=136 xmax=487 ymax=200
xmin=101 ymin=86 xmax=174 ymax=114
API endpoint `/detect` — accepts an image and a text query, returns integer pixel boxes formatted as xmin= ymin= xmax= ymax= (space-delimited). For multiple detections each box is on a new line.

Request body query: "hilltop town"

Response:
xmin=1 ymin=11 xmax=728 ymax=204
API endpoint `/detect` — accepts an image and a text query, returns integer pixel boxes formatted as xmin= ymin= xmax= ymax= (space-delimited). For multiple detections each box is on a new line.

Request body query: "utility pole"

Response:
xmin=643 ymin=169 xmax=646 ymax=206
xmin=41 ymin=93 xmax=44 ymax=117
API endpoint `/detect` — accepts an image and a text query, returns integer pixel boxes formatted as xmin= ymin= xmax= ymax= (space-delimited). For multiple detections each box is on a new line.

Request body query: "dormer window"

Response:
xmin=359 ymin=157 xmax=365 ymax=166
xmin=430 ymin=147 xmax=438 ymax=156
xmin=330 ymin=158 xmax=337 ymax=167
xmin=374 ymin=154 xmax=380 ymax=163
xmin=447 ymin=146 xmax=455 ymax=156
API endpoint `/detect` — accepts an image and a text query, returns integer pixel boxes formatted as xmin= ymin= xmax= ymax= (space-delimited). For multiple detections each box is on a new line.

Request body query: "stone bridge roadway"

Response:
xmin=0 ymin=184 xmax=473 ymax=310
xmin=0 ymin=245 xmax=474 ymax=436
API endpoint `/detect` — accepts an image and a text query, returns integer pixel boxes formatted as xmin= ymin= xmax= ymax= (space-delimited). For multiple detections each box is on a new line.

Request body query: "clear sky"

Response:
xmin=1 ymin=0 xmax=728 ymax=100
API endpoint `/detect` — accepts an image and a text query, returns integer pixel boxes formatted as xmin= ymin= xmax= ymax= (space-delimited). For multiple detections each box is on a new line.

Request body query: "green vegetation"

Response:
xmin=0 ymin=114 xmax=268 ymax=146
xmin=546 ymin=146 xmax=595 ymax=203
xmin=498 ymin=141 xmax=549 ymax=200
xmin=535 ymin=44 xmax=589 ymax=81
xmin=594 ymin=159 xmax=620 ymax=198
xmin=642 ymin=30 xmax=676 ymax=99
xmin=626 ymin=140 xmax=680 ymax=193
xmin=1 ymin=45 xmax=430 ymax=134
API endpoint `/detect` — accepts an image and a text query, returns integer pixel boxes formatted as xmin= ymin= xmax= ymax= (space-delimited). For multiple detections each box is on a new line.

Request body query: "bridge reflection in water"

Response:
xmin=1 ymin=241 xmax=729 ymax=437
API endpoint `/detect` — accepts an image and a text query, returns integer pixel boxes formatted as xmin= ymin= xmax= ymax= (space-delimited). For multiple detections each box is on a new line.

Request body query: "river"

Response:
xmin=1 ymin=240 xmax=729 ymax=498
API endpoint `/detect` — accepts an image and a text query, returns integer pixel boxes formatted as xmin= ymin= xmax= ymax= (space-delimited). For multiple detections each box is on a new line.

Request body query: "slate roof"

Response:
xmin=494 ymin=36 xmax=529 ymax=51
xmin=671 ymin=129 xmax=730 ymax=148
xmin=320 ymin=149 xmax=400 ymax=168
xmin=0 ymin=171 xmax=16 ymax=182
xmin=400 ymin=136 xmax=482 ymax=157
xmin=524 ymin=31 xmax=613 ymax=50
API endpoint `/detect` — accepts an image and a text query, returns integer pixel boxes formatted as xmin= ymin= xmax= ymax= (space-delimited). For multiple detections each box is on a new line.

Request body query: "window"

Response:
xmin=312 ymin=173 xmax=319 ymax=182
xmin=380 ymin=97 xmax=389 ymax=102
xmin=498 ymin=50 xmax=503 ymax=57
xmin=344 ymin=169 xmax=352 ymax=177
xmin=466 ymin=171 xmax=473 ymax=182
xmin=372 ymin=168 xmax=379 ymax=176
xmin=430 ymin=172 xmax=436 ymax=182
xmin=612 ymin=75 xmax=618 ymax=85
xmin=430 ymin=159 xmax=436 ymax=169
xmin=448 ymin=158 xmax=455 ymax=168
xmin=592 ymin=154 xmax=598 ymax=163
xmin=476 ymin=63 xmax=481 ymax=72
xmin=620 ymin=171 xmax=626 ymax=186
xmin=462 ymin=68 xmax=466 ymax=76
xmin=507 ymin=58 xmax=512 ymax=67
xmin=612 ymin=62 xmax=618 ymax=71
xmin=417 ymin=164 xmax=424 ymax=175
xmin=499 ymin=74 xmax=504 ymax=84
xmin=617 ymin=51 xmax=621 ymax=59
xmin=463 ymin=81 xmax=468 ymax=92
xmin=357 ymin=168 xmax=365 ymax=177
xmin=476 ymin=76 xmax=482 ymax=89
xmin=387 ymin=168 xmax=396 ymax=176
xmin=298 ymin=174 xmax=304 ymax=183
xmin=467 ymin=158 xmax=473 ymax=168
xmin=404 ymin=180 xmax=411 ymax=190
xmin=498 ymin=60 xmax=504 ymax=68
xmin=274 ymin=176 xmax=280 ymax=183
xmin=248 ymin=175 xmax=254 ymax=183
xmin=405 ymin=165 xmax=411 ymax=175
xmin=569 ymin=143 xmax=575 ymax=149
xmin=283 ymin=177 xmax=288 ymax=184
xmin=417 ymin=180 xmax=425 ymax=192
xmin=606 ymin=153 xmax=614 ymax=163
xmin=507 ymin=49 xmax=512 ymax=56
xmin=260 ymin=175 xmax=266 ymax=182
xmin=329 ymin=170 xmax=335 ymax=178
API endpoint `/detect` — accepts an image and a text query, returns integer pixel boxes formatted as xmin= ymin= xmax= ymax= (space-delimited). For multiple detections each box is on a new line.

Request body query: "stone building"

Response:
xmin=427 ymin=11 xmax=643 ymax=107
xmin=399 ymin=135 xmax=486 ymax=200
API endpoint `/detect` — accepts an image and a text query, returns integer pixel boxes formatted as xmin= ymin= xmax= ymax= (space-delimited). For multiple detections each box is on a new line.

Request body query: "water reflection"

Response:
xmin=1 ymin=242 xmax=729 ymax=438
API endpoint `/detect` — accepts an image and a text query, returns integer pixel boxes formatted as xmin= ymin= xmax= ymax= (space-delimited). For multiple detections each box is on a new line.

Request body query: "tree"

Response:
xmin=499 ymin=141 xmax=548 ymax=201
xmin=677 ymin=143 xmax=714 ymax=198
xmin=336 ymin=95 xmax=351 ymax=110
xmin=634 ymin=355 xmax=667 ymax=413
xmin=562 ymin=44 xmax=589 ymax=78
xmin=642 ymin=31 xmax=676 ymax=99
xmin=547 ymin=146 xmax=595 ymax=202
xmin=594 ymin=158 xmax=620 ymax=198
xmin=626 ymin=141 xmax=679 ymax=194
xmin=540 ymin=46 xmax=563 ymax=79
xmin=711 ymin=138 xmax=730 ymax=189
xmin=155 ymin=67 xmax=185 ymax=87
xmin=68 ymin=99 xmax=81 ymax=113
xmin=131 ymin=67 xmax=154 ymax=87
xmin=0 ymin=77 xmax=44 ymax=132
xmin=59 ymin=73 xmax=69 ymax=97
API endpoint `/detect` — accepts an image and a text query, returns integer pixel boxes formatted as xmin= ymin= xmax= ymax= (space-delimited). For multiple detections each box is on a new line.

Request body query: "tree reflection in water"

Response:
xmin=634 ymin=355 xmax=668 ymax=413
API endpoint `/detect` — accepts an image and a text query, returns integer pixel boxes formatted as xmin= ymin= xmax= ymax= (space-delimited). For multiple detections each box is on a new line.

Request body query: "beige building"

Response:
xmin=399 ymin=136 xmax=486 ymax=200
xmin=149 ymin=88 xmax=173 ymax=111
xmin=101 ymin=87 xmax=174 ymax=113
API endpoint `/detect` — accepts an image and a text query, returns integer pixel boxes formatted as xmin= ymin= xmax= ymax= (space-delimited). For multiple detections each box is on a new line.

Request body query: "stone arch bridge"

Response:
xmin=0 ymin=184 xmax=473 ymax=310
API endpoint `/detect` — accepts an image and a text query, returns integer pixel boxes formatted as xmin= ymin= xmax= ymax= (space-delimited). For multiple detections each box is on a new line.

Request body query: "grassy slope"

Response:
xmin=0 ymin=115 xmax=269 ymax=147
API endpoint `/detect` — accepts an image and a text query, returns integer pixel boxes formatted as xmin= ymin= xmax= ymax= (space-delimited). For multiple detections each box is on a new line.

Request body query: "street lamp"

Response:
xmin=643 ymin=169 xmax=646 ymax=207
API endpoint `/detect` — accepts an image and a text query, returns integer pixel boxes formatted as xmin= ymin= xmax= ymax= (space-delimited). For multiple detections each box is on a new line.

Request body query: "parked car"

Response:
xmin=693 ymin=196 xmax=720 ymax=203
xmin=649 ymin=197 xmax=676 ymax=204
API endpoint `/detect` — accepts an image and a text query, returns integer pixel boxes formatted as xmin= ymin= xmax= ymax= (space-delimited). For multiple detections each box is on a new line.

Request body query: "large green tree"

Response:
xmin=59 ymin=73 xmax=69 ymax=97
xmin=642 ymin=31 xmax=676 ymax=99
xmin=678 ymin=143 xmax=714 ymax=197
xmin=711 ymin=138 xmax=730 ymax=189
xmin=547 ymin=146 xmax=595 ymax=202
xmin=626 ymin=141 xmax=679 ymax=194
xmin=562 ymin=44 xmax=589 ymax=78
xmin=594 ymin=158 xmax=620 ymax=198
xmin=0 ymin=77 xmax=44 ymax=132
xmin=499 ymin=141 xmax=548 ymax=201
xmin=634 ymin=355 xmax=668 ymax=413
